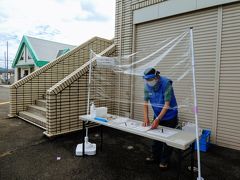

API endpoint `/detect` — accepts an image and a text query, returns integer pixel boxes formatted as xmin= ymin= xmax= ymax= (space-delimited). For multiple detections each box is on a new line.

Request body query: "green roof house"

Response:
xmin=12 ymin=35 xmax=76 ymax=81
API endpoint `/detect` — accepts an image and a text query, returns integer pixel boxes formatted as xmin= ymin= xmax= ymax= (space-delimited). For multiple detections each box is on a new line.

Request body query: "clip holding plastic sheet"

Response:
xmin=94 ymin=117 xmax=108 ymax=123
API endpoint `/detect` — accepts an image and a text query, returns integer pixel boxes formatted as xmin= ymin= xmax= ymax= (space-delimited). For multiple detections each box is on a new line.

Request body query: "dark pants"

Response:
xmin=152 ymin=116 xmax=178 ymax=165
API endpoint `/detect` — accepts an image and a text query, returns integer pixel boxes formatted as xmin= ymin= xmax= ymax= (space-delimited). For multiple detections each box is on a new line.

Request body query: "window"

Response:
xmin=25 ymin=48 xmax=32 ymax=60
xmin=28 ymin=52 xmax=32 ymax=60
xmin=20 ymin=51 xmax=24 ymax=60
xmin=23 ymin=70 xmax=28 ymax=76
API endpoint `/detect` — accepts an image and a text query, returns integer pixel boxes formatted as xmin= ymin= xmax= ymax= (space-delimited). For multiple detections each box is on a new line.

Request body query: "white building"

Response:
xmin=12 ymin=36 xmax=76 ymax=81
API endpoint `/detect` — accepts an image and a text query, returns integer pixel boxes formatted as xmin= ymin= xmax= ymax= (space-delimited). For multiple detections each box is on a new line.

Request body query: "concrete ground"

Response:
xmin=0 ymin=86 xmax=240 ymax=180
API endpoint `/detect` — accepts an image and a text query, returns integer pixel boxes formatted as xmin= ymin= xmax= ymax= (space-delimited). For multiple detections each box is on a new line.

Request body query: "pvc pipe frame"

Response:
xmin=86 ymin=50 xmax=94 ymax=139
xmin=190 ymin=27 xmax=203 ymax=180
xmin=87 ymin=50 xmax=94 ymax=118
xmin=86 ymin=28 xmax=203 ymax=179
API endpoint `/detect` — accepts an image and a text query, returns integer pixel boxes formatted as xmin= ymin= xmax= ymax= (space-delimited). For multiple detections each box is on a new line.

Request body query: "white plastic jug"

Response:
xmin=90 ymin=102 xmax=96 ymax=118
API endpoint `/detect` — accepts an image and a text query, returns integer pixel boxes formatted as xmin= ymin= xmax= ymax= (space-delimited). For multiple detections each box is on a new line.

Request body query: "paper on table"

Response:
xmin=118 ymin=121 xmax=151 ymax=132
xmin=110 ymin=117 xmax=151 ymax=132
xmin=147 ymin=128 xmax=178 ymax=138
xmin=134 ymin=126 xmax=151 ymax=132
xmin=119 ymin=121 xmax=138 ymax=128
xmin=111 ymin=117 xmax=129 ymax=124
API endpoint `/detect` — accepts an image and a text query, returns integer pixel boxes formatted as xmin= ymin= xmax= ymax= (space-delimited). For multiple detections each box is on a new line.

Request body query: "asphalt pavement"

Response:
xmin=0 ymin=86 xmax=240 ymax=180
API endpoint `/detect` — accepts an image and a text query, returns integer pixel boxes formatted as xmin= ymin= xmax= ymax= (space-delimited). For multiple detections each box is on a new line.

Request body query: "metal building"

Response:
xmin=115 ymin=0 xmax=240 ymax=150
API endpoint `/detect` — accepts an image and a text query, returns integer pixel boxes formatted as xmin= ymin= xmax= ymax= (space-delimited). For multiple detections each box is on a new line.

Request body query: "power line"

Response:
xmin=0 ymin=59 xmax=13 ymax=61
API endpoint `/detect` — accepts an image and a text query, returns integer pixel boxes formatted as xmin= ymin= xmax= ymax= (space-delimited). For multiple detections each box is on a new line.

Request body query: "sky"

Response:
xmin=0 ymin=0 xmax=115 ymax=68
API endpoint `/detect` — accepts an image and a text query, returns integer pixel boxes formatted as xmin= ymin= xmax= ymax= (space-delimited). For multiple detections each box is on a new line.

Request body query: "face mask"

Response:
xmin=147 ymin=79 xmax=157 ymax=87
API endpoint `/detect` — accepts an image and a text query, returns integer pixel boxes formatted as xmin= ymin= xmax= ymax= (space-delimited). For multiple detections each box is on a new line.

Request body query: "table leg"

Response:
xmin=82 ymin=121 xmax=85 ymax=157
xmin=191 ymin=142 xmax=195 ymax=179
xmin=100 ymin=125 xmax=103 ymax=152
xmin=177 ymin=149 xmax=182 ymax=180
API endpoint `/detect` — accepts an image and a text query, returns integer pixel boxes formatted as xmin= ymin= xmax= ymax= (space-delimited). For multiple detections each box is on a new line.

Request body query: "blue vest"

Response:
xmin=146 ymin=76 xmax=178 ymax=121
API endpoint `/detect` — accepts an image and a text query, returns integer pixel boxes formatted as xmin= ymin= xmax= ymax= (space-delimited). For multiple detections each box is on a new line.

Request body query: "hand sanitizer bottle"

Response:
xmin=90 ymin=102 xmax=96 ymax=118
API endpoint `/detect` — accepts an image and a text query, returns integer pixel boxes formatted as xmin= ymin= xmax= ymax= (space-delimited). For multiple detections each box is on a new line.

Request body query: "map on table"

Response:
xmin=113 ymin=119 xmax=151 ymax=132
xmin=118 ymin=120 xmax=140 ymax=128
xmin=134 ymin=126 xmax=151 ymax=132
xmin=111 ymin=117 xmax=129 ymax=124
xmin=147 ymin=128 xmax=178 ymax=138
xmin=110 ymin=117 xmax=177 ymax=137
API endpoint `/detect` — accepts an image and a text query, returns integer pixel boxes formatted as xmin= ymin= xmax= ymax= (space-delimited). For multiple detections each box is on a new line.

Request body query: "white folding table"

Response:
xmin=79 ymin=114 xmax=196 ymax=179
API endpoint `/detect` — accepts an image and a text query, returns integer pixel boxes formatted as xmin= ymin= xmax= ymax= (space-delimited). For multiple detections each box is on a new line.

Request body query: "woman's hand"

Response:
xmin=151 ymin=119 xmax=159 ymax=129
xmin=142 ymin=119 xmax=150 ymax=127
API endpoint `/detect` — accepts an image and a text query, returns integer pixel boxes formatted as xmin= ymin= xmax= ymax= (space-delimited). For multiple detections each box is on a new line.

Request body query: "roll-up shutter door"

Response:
xmin=216 ymin=3 xmax=240 ymax=150
xmin=133 ymin=8 xmax=218 ymax=131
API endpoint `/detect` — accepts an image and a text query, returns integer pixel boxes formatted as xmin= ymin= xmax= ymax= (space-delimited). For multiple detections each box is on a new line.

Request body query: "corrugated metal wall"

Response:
xmin=216 ymin=4 xmax=240 ymax=150
xmin=115 ymin=0 xmax=240 ymax=150
xmin=133 ymin=8 xmax=219 ymax=131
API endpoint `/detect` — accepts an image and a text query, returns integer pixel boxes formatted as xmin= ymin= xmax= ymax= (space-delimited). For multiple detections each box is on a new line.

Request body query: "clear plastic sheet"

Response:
xmin=90 ymin=30 xmax=194 ymax=122
xmin=88 ymin=29 xmax=202 ymax=179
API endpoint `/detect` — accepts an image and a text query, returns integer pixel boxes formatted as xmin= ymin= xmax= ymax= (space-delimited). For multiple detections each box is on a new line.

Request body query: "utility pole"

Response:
xmin=4 ymin=51 xmax=7 ymax=82
xmin=6 ymin=41 xmax=9 ymax=84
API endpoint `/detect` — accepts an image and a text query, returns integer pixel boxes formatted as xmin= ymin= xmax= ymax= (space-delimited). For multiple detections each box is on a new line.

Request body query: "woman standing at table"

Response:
xmin=142 ymin=67 xmax=178 ymax=170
